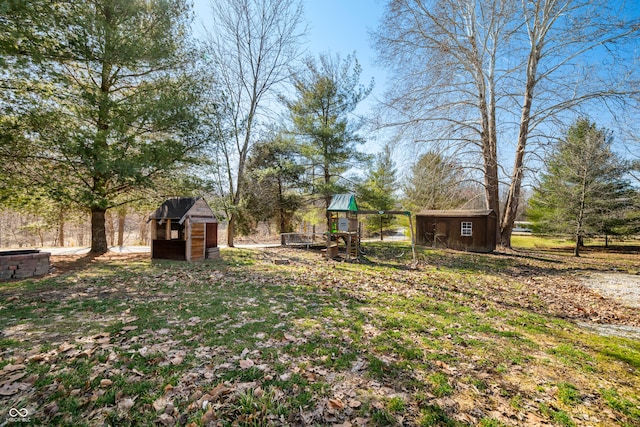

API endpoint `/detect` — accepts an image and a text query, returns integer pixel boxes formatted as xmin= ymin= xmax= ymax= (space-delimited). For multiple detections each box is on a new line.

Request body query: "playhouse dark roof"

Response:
xmin=327 ymin=194 xmax=358 ymax=212
xmin=149 ymin=197 xmax=200 ymax=220
xmin=148 ymin=197 xmax=217 ymax=225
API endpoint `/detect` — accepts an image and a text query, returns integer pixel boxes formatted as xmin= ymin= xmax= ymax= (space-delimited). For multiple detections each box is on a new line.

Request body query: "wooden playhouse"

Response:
xmin=148 ymin=197 xmax=219 ymax=261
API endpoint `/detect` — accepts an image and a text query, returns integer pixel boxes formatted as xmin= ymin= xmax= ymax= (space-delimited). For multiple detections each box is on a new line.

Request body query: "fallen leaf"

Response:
xmin=44 ymin=402 xmax=59 ymax=416
xmin=158 ymin=413 xmax=175 ymax=426
xmin=348 ymin=399 xmax=362 ymax=408
xmin=99 ymin=379 xmax=113 ymax=388
xmin=239 ymin=359 xmax=254 ymax=369
xmin=2 ymin=364 xmax=26 ymax=373
xmin=153 ymin=396 xmax=170 ymax=412
xmin=209 ymin=383 xmax=230 ymax=401
xmin=117 ymin=397 xmax=136 ymax=412
xmin=201 ymin=407 xmax=216 ymax=424
xmin=0 ymin=372 xmax=26 ymax=386
xmin=328 ymin=398 xmax=345 ymax=410
xmin=58 ymin=342 xmax=74 ymax=352
xmin=0 ymin=381 xmax=30 ymax=396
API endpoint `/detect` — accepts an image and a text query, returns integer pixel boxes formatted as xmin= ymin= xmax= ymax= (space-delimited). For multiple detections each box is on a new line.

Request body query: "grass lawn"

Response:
xmin=0 ymin=241 xmax=639 ymax=426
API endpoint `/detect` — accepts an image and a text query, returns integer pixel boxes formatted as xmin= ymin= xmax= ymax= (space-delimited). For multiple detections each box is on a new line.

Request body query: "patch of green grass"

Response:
xmin=511 ymin=235 xmax=573 ymax=250
xmin=601 ymin=388 xmax=640 ymax=422
xmin=557 ymin=382 xmax=580 ymax=406
xmin=386 ymin=396 xmax=406 ymax=413
xmin=429 ymin=372 xmax=453 ymax=397
xmin=371 ymin=407 xmax=395 ymax=425
xmin=479 ymin=418 xmax=506 ymax=427
xmin=548 ymin=344 xmax=596 ymax=372
xmin=55 ymin=396 xmax=84 ymax=419
xmin=220 ymin=366 xmax=265 ymax=383
xmin=418 ymin=404 xmax=462 ymax=426
xmin=507 ymin=312 xmax=552 ymax=334
xmin=0 ymin=337 xmax=23 ymax=350
xmin=586 ymin=335 xmax=640 ymax=369
xmin=510 ymin=394 xmax=523 ymax=411
xmin=366 ymin=355 xmax=406 ymax=382
xmin=539 ymin=403 xmax=576 ymax=427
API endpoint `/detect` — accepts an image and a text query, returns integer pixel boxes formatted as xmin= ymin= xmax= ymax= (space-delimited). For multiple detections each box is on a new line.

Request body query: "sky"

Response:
xmin=191 ymin=0 xmax=389 ymax=153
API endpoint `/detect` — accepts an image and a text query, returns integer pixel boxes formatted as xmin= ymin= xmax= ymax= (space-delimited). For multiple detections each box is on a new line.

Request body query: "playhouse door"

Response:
xmin=190 ymin=223 xmax=205 ymax=261
xmin=206 ymin=223 xmax=218 ymax=248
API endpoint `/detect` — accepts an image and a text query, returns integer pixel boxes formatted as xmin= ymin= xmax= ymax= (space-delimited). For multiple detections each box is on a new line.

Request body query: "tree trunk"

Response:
xmin=481 ymin=131 xmax=501 ymax=245
xmin=106 ymin=211 xmax=115 ymax=247
xmin=500 ymin=38 xmax=540 ymax=249
xmin=138 ymin=217 xmax=148 ymax=245
xmin=57 ymin=208 xmax=65 ymax=247
xmin=90 ymin=208 xmax=108 ymax=254
xmin=117 ymin=208 xmax=126 ymax=246
xmin=227 ymin=213 xmax=235 ymax=247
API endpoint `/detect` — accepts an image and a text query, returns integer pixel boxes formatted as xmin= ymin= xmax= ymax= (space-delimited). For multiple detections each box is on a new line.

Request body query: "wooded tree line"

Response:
xmin=1 ymin=0 xmax=639 ymax=253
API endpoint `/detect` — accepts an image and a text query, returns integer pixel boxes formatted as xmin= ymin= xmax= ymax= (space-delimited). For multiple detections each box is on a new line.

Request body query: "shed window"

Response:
xmin=461 ymin=222 xmax=472 ymax=236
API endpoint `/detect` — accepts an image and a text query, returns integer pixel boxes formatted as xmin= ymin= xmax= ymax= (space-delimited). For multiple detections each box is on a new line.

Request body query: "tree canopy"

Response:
xmin=1 ymin=0 xmax=211 ymax=253
xmin=283 ymin=52 xmax=373 ymax=229
xmin=373 ymin=0 xmax=640 ymax=248
xmin=528 ymin=118 xmax=634 ymax=256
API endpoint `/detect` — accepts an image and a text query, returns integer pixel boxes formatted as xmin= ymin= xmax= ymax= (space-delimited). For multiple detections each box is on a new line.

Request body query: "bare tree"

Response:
xmin=205 ymin=0 xmax=305 ymax=247
xmin=374 ymin=0 xmax=640 ymax=248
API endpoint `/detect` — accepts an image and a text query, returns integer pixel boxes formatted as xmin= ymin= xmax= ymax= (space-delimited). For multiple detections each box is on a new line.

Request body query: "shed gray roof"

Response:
xmin=416 ymin=209 xmax=496 ymax=218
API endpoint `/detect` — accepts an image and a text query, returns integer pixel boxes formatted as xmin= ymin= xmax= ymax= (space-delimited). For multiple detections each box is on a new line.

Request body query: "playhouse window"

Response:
xmin=461 ymin=222 xmax=472 ymax=236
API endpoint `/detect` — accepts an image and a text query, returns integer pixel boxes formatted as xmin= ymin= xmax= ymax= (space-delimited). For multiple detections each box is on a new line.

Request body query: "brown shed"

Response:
xmin=416 ymin=210 xmax=497 ymax=253
xmin=148 ymin=197 xmax=219 ymax=261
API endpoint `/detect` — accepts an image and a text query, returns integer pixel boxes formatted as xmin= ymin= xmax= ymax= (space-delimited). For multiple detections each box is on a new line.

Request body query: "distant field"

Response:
xmin=511 ymin=234 xmax=640 ymax=250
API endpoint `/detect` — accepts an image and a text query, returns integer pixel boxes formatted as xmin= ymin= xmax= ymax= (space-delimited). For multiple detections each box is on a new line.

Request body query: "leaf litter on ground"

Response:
xmin=0 ymin=245 xmax=638 ymax=426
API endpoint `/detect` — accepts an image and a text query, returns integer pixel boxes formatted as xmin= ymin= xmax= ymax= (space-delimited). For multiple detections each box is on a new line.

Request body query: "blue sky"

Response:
xmin=191 ymin=0 xmax=387 ymax=144
xmin=192 ymin=0 xmax=385 ymax=79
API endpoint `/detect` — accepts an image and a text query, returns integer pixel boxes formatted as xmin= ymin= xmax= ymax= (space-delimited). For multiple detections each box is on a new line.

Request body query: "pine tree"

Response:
xmin=528 ymin=118 xmax=633 ymax=256
xmin=283 ymin=52 xmax=373 ymax=230
xmin=1 ymin=0 xmax=210 ymax=254
xmin=357 ymin=145 xmax=398 ymax=238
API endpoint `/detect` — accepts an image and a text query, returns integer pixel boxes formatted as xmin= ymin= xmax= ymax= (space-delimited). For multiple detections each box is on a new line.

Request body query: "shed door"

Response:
xmin=434 ymin=221 xmax=449 ymax=247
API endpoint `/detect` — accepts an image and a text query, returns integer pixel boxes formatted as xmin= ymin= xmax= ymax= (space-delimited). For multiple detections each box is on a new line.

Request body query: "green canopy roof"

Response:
xmin=327 ymin=194 xmax=358 ymax=212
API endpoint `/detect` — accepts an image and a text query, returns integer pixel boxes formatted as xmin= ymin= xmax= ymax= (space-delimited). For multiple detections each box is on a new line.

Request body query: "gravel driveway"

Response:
xmin=580 ymin=272 xmax=640 ymax=339
xmin=582 ymin=273 xmax=640 ymax=309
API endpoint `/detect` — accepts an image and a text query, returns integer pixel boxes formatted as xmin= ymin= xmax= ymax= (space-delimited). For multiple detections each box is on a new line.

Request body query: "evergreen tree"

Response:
xmin=403 ymin=150 xmax=468 ymax=213
xmin=528 ymin=118 xmax=633 ymax=256
xmin=1 ymin=0 xmax=210 ymax=254
xmin=356 ymin=144 xmax=398 ymax=237
xmin=283 ymin=52 xmax=373 ymax=230
xmin=242 ymin=132 xmax=306 ymax=235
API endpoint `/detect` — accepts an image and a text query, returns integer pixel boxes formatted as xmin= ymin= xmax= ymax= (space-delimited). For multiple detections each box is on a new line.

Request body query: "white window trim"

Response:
xmin=461 ymin=222 xmax=473 ymax=237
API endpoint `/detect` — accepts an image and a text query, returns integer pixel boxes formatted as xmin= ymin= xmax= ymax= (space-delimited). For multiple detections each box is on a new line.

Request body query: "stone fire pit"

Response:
xmin=0 ymin=250 xmax=51 ymax=280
